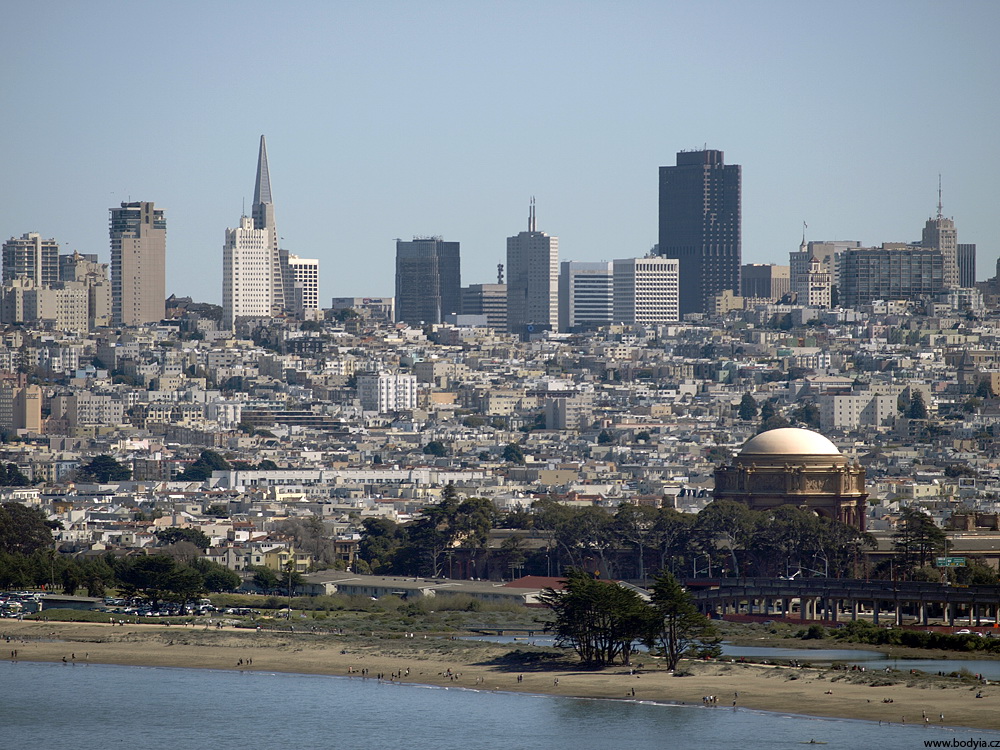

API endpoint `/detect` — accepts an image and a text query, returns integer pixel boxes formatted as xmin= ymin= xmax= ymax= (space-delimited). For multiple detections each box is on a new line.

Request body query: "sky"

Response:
xmin=3 ymin=1 xmax=999 ymax=305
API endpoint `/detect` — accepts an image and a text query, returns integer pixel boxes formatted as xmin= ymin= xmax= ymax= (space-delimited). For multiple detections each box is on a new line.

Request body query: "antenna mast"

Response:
xmin=937 ymin=174 xmax=943 ymax=220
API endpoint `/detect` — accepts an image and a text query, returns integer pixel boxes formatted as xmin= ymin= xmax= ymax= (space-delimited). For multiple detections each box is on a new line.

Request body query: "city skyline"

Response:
xmin=2 ymin=1 xmax=998 ymax=305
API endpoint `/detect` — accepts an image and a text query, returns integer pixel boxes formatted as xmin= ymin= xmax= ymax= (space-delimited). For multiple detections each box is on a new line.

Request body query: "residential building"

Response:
xmin=3 ymin=233 xmax=59 ymax=286
xmin=818 ymin=392 xmax=896 ymax=432
xmin=110 ymin=201 xmax=166 ymax=326
xmin=282 ymin=253 xmax=320 ymax=317
xmin=840 ymin=244 xmax=945 ymax=309
xmin=331 ymin=297 xmax=395 ymax=323
xmin=612 ymin=256 xmax=679 ymax=325
xmin=395 ymin=237 xmax=460 ymax=325
xmin=658 ymin=149 xmax=741 ymax=315
xmin=507 ymin=200 xmax=558 ymax=336
xmin=60 ymin=252 xmax=111 ymax=329
xmin=357 ymin=371 xmax=418 ymax=413
xmin=558 ymin=261 xmax=613 ymax=332
xmin=460 ymin=284 xmax=507 ymax=331
xmin=0 ymin=384 xmax=41 ymax=433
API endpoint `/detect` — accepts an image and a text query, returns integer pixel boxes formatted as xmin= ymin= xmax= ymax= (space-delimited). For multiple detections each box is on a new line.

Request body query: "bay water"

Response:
xmin=3 ymin=659 xmax=998 ymax=749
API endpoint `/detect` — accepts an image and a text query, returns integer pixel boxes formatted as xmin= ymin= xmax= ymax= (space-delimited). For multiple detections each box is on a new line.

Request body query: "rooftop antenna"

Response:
xmin=937 ymin=174 xmax=943 ymax=220
xmin=497 ymin=263 xmax=504 ymax=284
xmin=528 ymin=196 xmax=536 ymax=232
xmin=802 ymin=221 xmax=808 ymax=245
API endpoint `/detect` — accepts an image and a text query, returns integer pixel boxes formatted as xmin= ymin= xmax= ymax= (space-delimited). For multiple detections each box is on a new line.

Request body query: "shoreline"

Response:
xmin=5 ymin=621 xmax=1000 ymax=732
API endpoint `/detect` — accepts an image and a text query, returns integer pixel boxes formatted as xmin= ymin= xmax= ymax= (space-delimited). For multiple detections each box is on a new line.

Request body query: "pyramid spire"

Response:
xmin=254 ymin=134 xmax=272 ymax=206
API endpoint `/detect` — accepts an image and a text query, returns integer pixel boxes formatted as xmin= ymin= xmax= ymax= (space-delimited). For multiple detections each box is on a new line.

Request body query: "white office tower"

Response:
xmin=357 ymin=371 xmax=418 ymax=413
xmin=506 ymin=199 xmax=558 ymax=336
xmin=558 ymin=261 xmax=613 ymax=332
xmin=223 ymin=216 xmax=272 ymax=330
xmin=283 ymin=253 xmax=320 ymax=316
xmin=612 ymin=257 xmax=679 ymax=324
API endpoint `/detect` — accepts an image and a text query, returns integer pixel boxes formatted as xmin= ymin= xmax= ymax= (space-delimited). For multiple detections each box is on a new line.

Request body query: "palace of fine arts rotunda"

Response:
xmin=713 ymin=427 xmax=868 ymax=530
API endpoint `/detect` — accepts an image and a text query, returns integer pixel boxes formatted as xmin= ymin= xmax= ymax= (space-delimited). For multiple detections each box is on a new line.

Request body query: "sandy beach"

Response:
xmin=3 ymin=620 xmax=999 ymax=731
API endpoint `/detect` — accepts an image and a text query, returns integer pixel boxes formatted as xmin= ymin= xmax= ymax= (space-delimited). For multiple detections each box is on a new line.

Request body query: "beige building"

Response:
xmin=110 ymin=201 xmax=166 ymax=326
xmin=713 ymin=427 xmax=867 ymax=530
xmin=0 ymin=385 xmax=41 ymax=433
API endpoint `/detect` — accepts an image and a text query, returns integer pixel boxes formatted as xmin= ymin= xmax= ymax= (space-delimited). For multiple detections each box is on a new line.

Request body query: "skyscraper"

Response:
xmin=921 ymin=189 xmax=958 ymax=290
xmin=612 ymin=256 xmax=679 ymax=325
xmin=658 ymin=149 xmax=741 ymax=315
xmin=840 ymin=244 xmax=944 ymax=309
xmin=251 ymin=135 xmax=287 ymax=313
xmin=394 ymin=237 xmax=461 ymax=325
xmin=506 ymin=200 xmax=558 ymax=336
xmin=957 ymin=243 xmax=976 ymax=288
xmin=283 ymin=253 xmax=320 ymax=315
xmin=461 ymin=283 xmax=507 ymax=331
xmin=558 ymin=261 xmax=613 ymax=332
xmin=2 ymin=233 xmax=59 ymax=286
xmin=109 ymin=201 xmax=166 ymax=326
xmin=223 ymin=216 xmax=271 ymax=329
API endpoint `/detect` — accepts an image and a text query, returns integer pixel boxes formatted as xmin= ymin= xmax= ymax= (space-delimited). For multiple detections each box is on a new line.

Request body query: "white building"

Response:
xmin=789 ymin=251 xmax=832 ymax=308
xmin=506 ymin=200 xmax=558 ymax=336
xmin=283 ymin=253 xmax=320 ymax=316
xmin=558 ymin=261 xmax=613 ymax=332
xmin=357 ymin=371 xmax=418 ymax=413
xmin=223 ymin=216 xmax=272 ymax=330
xmin=818 ymin=392 xmax=895 ymax=432
xmin=612 ymin=257 xmax=679 ymax=325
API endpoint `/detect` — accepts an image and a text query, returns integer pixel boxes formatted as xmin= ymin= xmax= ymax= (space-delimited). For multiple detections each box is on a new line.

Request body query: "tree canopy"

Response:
xmin=0 ymin=503 xmax=55 ymax=555
xmin=540 ymin=569 xmax=652 ymax=666
xmin=77 ymin=455 xmax=131 ymax=483
xmin=156 ymin=527 xmax=211 ymax=550
xmin=646 ymin=570 xmax=721 ymax=670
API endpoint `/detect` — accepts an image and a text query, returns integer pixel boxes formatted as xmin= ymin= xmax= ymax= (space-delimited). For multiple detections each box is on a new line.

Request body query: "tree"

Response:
xmin=692 ymin=500 xmax=756 ymax=577
xmin=502 ymin=443 xmax=525 ymax=465
xmin=597 ymin=429 xmax=615 ymax=445
xmin=190 ymin=558 xmax=241 ymax=592
xmin=791 ymin=402 xmax=821 ymax=430
xmin=115 ymin=555 xmax=179 ymax=608
xmin=250 ymin=565 xmax=280 ymax=593
xmin=0 ymin=463 xmax=31 ymax=486
xmin=758 ymin=414 xmax=791 ymax=433
xmin=907 ymin=391 xmax=929 ymax=420
xmin=179 ymin=449 xmax=230 ymax=481
xmin=759 ymin=400 xmax=777 ymax=421
xmin=358 ymin=517 xmax=406 ymax=574
xmin=0 ymin=503 xmax=54 ymax=555
xmin=539 ymin=569 xmax=654 ymax=666
xmin=423 ymin=440 xmax=448 ymax=457
xmin=156 ymin=527 xmax=211 ymax=550
xmin=78 ymin=455 xmax=131 ymax=483
xmin=893 ymin=508 xmax=947 ymax=573
xmin=646 ymin=570 xmax=720 ymax=671
xmin=738 ymin=392 xmax=758 ymax=421
xmin=976 ymin=379 xmax=996 ymax=399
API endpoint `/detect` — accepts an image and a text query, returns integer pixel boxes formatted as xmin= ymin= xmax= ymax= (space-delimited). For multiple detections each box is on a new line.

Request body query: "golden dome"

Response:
xmin=739 ymin=428 xmax=841 ymax=457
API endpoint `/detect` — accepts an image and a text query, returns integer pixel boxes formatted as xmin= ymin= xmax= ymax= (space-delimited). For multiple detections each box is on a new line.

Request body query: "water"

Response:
xmin=2 ymin=660 xmax=996 ymax=749
xmin=465 ymin=636 xmax=1000 ymax=679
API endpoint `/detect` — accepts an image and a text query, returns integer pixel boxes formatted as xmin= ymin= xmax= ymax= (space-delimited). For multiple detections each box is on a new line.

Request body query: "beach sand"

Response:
xmin=3 ymin=620 xmax=999 ymax=731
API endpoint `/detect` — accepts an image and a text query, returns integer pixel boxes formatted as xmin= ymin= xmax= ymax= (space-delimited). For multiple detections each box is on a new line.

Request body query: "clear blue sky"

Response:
xmin=3 ymin=1 xmax=998 ymax=304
